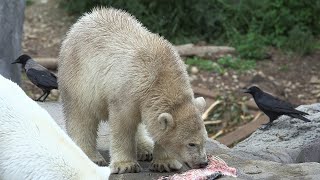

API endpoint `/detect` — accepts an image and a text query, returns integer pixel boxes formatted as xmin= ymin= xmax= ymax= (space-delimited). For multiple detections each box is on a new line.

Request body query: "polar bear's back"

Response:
xmin=0 ymin=76 xmax=74 ymax=179
xmin=60 ymin=8 xmax=153 ymax=63
xmin=58 ymin=8 xmax=187 ymax=114
xmin=0 ymin=76 xmax=110 ymax=179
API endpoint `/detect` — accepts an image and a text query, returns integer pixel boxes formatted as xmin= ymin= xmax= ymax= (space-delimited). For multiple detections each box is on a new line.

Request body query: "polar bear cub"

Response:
xmin=0 ymin=75 xmax=110 ymax=180
xmin=59 ymin=7 xmax=208 ymax=173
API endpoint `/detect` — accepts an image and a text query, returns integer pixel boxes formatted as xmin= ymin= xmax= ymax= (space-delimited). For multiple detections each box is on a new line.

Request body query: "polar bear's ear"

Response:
xmin=195 ymin=97 xmax=206 ymax=113
xmin=158 ymin=113 xmax=174 ymax=131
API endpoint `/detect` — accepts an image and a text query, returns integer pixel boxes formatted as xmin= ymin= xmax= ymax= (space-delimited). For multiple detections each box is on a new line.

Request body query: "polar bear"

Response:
xmin=58 ymin=7 xmax=208 ymax=173
xmin=0 ymin=75 xmax=110 ymax=180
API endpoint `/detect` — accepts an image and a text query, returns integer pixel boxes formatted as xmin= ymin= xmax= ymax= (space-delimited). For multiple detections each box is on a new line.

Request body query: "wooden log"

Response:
xmin=246 ymin=99 xmax=259 ymax=110
xmin=174 ymin=43 xmax=235 ymax=58
xmin=34 ymin=57 xmax=58 ymax=70
xmin=193 ymin=86 xmax=218 ymax=99
xmin=215 ymin=112 xmax=268 ymax=147
xmin=31 ymin=44 xmax=236 ymax=70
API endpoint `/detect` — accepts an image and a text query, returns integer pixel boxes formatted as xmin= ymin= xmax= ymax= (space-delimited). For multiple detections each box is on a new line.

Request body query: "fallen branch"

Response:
xmin=215 ymin=112 xmax=267 ymax=146
xmin=204 ymin=120 xmax=222 ymax=125
xmin=202 ymin=100 xmax=222 ymax=120
xmin=210 ymin=129 xmax=224 ymax=139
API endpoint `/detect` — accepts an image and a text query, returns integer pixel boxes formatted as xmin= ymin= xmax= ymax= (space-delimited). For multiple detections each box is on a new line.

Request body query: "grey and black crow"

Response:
xmin=244 ymin=86 xmax=310 ymax=130
xmin=12 ymin=54 xmax=58 ymax=102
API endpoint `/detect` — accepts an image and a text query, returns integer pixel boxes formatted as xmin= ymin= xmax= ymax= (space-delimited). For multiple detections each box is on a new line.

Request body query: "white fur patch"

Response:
xmin=0 ymin=75 xmax=110 ymax=180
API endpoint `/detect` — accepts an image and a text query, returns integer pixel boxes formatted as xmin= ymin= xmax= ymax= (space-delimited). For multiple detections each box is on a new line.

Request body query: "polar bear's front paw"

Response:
xmin=94 ymin=159 xmax=108 ymax=166
xmin=111 ymin=161 xmax=142 ymax=174
xmin=91 ymin=152 xmax=108 ymax=166
xmin=150 ymin=159 xmax=182 ymax=172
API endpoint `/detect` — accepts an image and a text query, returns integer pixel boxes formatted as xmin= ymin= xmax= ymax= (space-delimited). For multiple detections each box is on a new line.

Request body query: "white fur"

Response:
xmin=0 ymin=75 xmax=110 ymax=180
xmin=59 ymin=7 xmax=208 ymax=173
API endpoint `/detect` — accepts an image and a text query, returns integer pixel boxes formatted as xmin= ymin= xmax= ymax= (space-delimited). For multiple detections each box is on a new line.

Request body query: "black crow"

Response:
xmin=12 ymin=54 xmax=58 ymax=102
xmin=244 ymin=86 xmax=310 ymax=130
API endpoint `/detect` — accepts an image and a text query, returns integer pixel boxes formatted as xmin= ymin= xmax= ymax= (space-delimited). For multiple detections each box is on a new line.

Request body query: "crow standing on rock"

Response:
xmin=12 ymin=54 xmax=58 ymax=102
xmin=244 ymin=86 xmax=311 ymax=130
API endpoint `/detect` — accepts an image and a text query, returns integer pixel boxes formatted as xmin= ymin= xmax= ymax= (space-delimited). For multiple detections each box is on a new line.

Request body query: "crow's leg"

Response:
xmin=41 ymin=91 xmax=50 ymax=102
xmin=260 ymin=121 xmax=273 ymax=130
xmin=35 ymin=91 xmax=46 ymax=101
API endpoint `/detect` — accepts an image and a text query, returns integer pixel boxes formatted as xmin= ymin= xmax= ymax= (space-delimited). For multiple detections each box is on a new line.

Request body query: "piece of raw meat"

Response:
xmin=158 ymin=156 xmax=237 ymax=180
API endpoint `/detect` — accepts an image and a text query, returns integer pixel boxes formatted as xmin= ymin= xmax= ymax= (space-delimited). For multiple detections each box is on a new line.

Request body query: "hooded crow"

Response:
xmin=12 ymin=54 xmax=58 ymax=102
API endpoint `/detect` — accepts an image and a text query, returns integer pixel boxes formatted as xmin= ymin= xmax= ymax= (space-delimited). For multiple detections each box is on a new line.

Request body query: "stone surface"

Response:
xmin=40 ymin=102 xmax=320 ymax=179
xmin=233 ymin=103 xmax=320 ymax=163
xmin=0 ymin=0 xmax=25 ymax=84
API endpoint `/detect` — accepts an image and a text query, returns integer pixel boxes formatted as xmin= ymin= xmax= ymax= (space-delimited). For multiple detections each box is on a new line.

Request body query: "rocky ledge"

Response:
xmin=39 ymin=102 xmax=320 ymax=179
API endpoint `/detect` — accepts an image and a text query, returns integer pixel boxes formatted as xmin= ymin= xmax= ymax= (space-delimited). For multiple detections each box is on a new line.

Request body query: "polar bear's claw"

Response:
xmin=150 ymin=159 xmax=182 ymax=172
xmin=91 ymin=152 xmax=108 ymax=166
xmin=111 ymin=161 xmax=142 ymax=174
xmin=138 ymin=151 xmax=153 ymax=161
xmin=94 ymin=159 xmax=108 ymax=166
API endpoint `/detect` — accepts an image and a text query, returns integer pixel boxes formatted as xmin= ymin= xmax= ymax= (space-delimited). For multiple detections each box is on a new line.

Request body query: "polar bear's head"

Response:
xmin=157 ymin=97 xmax=208 ymax=169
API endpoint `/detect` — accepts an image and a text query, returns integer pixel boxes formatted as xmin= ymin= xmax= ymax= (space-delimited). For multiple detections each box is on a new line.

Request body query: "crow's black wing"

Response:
xmin=26 ymin=68 xmax=58 ymax=89
xmin=256 ymin=92 xmax=303 ymax=114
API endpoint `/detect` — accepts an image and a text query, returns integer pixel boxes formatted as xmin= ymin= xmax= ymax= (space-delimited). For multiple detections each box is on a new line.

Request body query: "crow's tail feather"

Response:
xmin=296 ymin=110 xmax=309 ymax=116
xmin=289 ymin=113 xmax=311 ymax=122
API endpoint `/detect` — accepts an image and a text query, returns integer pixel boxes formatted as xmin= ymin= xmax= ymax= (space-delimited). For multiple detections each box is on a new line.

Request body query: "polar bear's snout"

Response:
xmin=181 ymin=143 xmax=208 ymax=169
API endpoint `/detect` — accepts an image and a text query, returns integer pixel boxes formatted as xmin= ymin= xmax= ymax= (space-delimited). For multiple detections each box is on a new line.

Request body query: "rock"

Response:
xmin=298 ymin=94 xmax=305 ymax=99
xmin=50 ymin=89 xmax=59 ymax=97
xmin=284 ymin=88 xmax=292 ymax=93
xmin=310 ymin=76 xmax=320 ymax=84
xmin=268 ymin=76 xmax=275 ymax=81
xmin=311 ymin=90 xmax=320 ymax=95
xmin=190 ymin=66 xmax=199 ymax=74
xmin=39 ymin=102 xmax=320 ymax=179
xmin=233 ymin=103 xmax=320 ymax=163
xmin=232 ymin=75 xmax=237 ymax=79
xmin=286 ymin=81 xmax=292 ymax=87
xmin=257 ymin=71 xmax=266 ymax=78
xmin=208 ymin=77 xmax=214 ymax=83
xmin=296 ymin=140 xmax=320 ymax=163
xmin=189 ymin=75 xmax=198 ymax=82
xmin=239 ymin=82 xmax=246 ymax=88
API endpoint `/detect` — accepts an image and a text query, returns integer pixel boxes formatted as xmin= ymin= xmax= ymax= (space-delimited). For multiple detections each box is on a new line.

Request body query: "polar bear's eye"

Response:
xmin=188 ymin=143 xmax=196 ymax=147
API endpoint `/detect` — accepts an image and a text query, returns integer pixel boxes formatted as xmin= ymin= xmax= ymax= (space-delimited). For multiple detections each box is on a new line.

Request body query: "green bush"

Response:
xmin=185 ymin=56 xmax=255 ymax=74
xmin=61 ymin=0 xmax=320 ymax=57
xmin=284 ymin=25 xmax=316 ymax=55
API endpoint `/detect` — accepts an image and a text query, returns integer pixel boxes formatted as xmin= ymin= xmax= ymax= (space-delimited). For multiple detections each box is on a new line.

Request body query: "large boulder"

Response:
xmin=233 ymin=103 xmax=320 ymax=163
xmin=40 ymin=102 xmax=320 ymax=179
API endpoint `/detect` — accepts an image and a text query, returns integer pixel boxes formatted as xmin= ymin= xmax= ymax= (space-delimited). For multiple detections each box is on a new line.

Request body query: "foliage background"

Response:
xmin=61 ymin=0 xmax=320 ymax=57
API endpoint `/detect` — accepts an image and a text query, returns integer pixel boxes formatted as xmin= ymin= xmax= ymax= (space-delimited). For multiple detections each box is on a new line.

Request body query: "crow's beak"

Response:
xmin=11 ymin=60 xmax=19 ymax=64
xmin=241 ymin=88 xmax=250 ymax=93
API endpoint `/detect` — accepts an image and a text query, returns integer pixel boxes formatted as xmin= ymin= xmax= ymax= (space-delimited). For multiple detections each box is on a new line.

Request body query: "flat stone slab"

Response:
xmin=39 ymin=102 xmax=320 ymax=179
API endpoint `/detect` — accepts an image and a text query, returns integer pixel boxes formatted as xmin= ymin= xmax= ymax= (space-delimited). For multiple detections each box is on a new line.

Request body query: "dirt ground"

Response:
xmin=22 ymin=0 xmax=320 ymax=125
